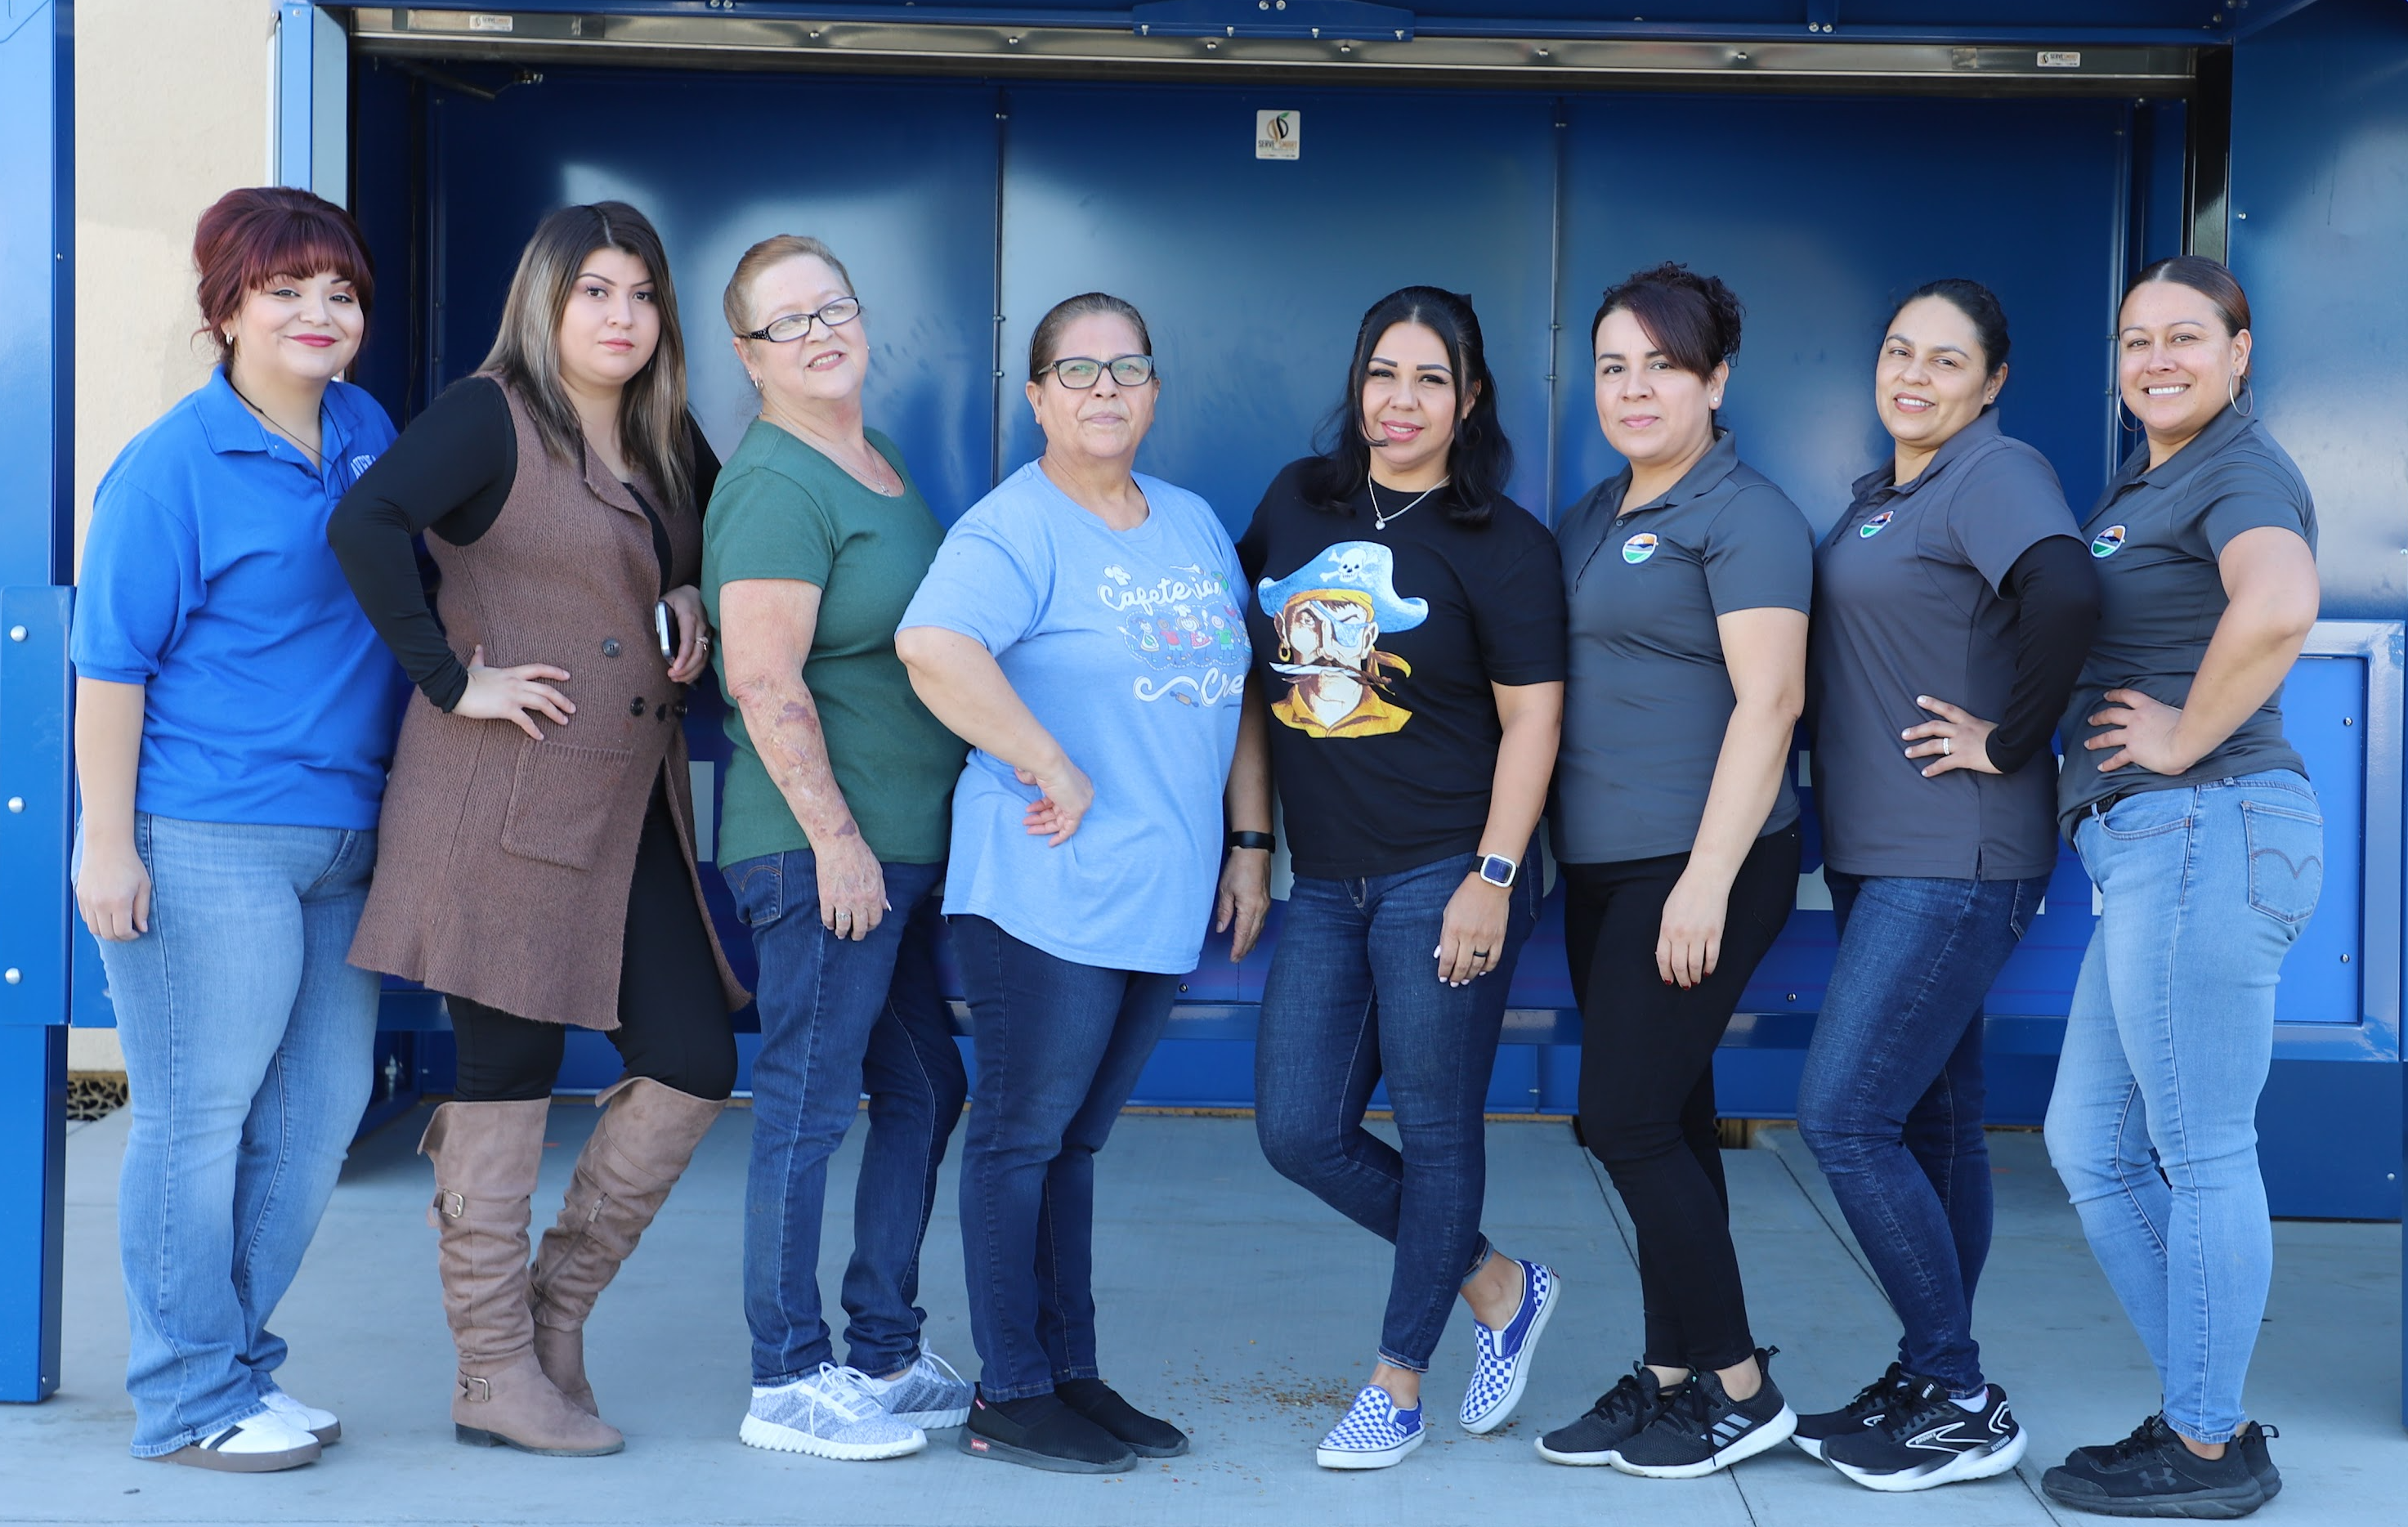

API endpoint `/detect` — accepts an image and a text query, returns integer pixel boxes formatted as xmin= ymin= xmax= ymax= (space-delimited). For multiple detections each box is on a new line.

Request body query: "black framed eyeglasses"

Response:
xmin=1038 ymin=354 xmax=1157 ymax=389
xmin=739 ymin=295 xmax=863 ymax=343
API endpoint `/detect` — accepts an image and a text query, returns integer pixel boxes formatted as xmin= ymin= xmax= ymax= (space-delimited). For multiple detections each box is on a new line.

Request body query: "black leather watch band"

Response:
xmin=1227 ymin=830 xmax=1275 ymax=853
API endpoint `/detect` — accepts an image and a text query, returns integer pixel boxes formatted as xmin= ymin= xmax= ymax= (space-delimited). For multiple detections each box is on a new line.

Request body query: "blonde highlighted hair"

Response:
xmin=479 ymin=201 xmax=694 ymax=513
xmin=722 ymin=234 xmax=855 ymax=336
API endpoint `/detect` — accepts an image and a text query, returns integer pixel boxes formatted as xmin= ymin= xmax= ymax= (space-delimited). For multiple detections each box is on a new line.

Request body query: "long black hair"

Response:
xmin=1298 ymin=285 xmax=1512 ymax=527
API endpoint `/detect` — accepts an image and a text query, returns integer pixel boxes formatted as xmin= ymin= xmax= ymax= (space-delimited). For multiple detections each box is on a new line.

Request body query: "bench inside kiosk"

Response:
xmin=3 ymin=0 xmax=2404 ymax=1416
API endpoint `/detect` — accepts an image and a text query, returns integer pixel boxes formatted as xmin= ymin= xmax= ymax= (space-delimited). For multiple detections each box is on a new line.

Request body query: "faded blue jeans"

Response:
xmin=85 ymin=814 xmax=380 ymax=1458
xmin=1254 ymin=852 xmax=1541 ymax=1373
xmin=723 ymin=852 xmax=965 ymax=1385
xmin=1797 ymin=871 xmax=2049 ymax=1393
xmin=2044 ymin=772 xmax=2321 ymax=1443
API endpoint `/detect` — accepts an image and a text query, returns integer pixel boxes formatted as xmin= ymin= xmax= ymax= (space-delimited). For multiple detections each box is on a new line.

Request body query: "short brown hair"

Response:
xmin=193 ymin=186 xmax=375 ymax=369
xmin=722 ymin=234 xmax=854 ymax=336
xmin=1591 ymin=262 xmax=1744 ymax=381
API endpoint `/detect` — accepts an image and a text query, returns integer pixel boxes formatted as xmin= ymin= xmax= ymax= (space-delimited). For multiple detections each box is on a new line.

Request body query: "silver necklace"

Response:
xmin=1368 ymin=477 xmax=1445 ymax=530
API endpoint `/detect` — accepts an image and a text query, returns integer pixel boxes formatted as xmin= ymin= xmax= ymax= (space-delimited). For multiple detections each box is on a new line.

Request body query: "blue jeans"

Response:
xmin=2044 ymin=772 xmax=2321 ymax=1443
xmin=724 ymin=853 xmax=965 ymax=1385
xmin=1254 ymin=853 xmax=1540 ymax=1372
xmin=1797 ymin=871 xmax=2048 ymax=1392
xmin=85 ymin=814 xmax=381 ymax=1458
xmin=951 ymin=914 xmax=1181 ymax=1401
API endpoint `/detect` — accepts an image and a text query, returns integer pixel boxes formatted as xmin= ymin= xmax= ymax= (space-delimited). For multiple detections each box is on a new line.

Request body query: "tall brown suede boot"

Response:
xmin=421 ymin=1100 xmax=624 ymax=1457
xmin=528 ymin=1077 xmax=724 ymax=1417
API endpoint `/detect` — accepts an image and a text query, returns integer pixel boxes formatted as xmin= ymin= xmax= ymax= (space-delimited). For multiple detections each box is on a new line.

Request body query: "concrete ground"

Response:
xmin=1 ymin=1104 xmax=2399 ymax=1526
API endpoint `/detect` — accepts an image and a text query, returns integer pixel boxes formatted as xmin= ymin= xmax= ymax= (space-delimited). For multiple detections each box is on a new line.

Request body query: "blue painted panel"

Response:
xmin=2227 ymin=0 xmax=2408 ymax=627
xmin=997 ymin=82 xmax=1560 ymax=533
xmin=1555 ymin=92 xmax=2128 ymax=533
xmin=424 ymin=69 xmax=1000 ymax=512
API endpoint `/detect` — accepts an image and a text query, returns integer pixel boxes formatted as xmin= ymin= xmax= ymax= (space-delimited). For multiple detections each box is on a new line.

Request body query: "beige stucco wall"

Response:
xmin=74 ymin=0 xmax=280 ymax=562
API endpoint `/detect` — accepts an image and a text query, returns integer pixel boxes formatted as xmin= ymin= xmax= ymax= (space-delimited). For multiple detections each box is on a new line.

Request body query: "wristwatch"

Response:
xmin=1476 ymin=853 xmax=1519 ymax=889
xmin=1227 ymin=831 xmax=1275 ymax=853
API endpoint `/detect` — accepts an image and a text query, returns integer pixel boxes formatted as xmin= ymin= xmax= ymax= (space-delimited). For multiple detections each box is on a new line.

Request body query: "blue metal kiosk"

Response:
xmin=3 ymin=0 xmax=2404 ymax=1420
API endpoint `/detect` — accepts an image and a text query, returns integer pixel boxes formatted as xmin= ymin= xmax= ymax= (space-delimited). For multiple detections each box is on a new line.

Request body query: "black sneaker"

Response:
xmin=1608 ymin=1347 xmax=1797 ymax=1479
xmin=2234 ymin=1420 xmax=2280 ymax=1502
xmin=2070 ymin=1413 xmax=2280 ymax=1502
xmin=1535 ymin=1365 xmax=1677 ymax=1467
xmin=2042 ymin=1413 xmax=2267 ymax=1518
xmin=1822 ymin=1375 xmax=2026 ymax=1492
xmin=1054 ymin=1377 xmax=1188 ymax=1458
xmin=1793 ymin=1361 xmax=1909 ymax=1461
xmin=959 ymin=1389 xmax=1136 ymax=1474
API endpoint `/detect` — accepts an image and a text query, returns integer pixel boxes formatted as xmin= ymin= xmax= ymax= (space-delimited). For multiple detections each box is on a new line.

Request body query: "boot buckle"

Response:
xmin=440 ymin=1190 xmax=465 ymax=1219
xmin=458 ymin=1374 xmax=490 ymax=1404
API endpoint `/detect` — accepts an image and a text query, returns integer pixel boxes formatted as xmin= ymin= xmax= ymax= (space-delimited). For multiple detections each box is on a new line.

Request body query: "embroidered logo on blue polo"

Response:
xmin=1622 ymin=533 xmax=1660 ymax=564
xmin=1858 ymin=510 xmax=1894 ymax=539
xmin=350 ymin=455 xmax=379 ymax=477
xmin=2090 ymin=525 xmax=2128 ymax=558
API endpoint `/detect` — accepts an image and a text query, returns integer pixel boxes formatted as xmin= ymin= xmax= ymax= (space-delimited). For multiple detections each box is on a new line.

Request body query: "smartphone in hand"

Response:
xmin=655 ymin=600 xmax=675 ymax=661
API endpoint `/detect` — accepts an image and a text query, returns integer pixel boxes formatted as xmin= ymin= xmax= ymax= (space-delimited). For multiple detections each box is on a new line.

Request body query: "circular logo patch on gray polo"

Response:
xmin=2090 ymin=525 xmax=2128 ymax=558
xmin=1622 ymin=533 xmax=1659 ymax=564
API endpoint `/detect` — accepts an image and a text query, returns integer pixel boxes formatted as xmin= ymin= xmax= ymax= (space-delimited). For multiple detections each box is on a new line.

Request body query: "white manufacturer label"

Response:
xmin=1255 ymin=110 xmax=1300 ymax=160
xmin=2038 ymin=50 xmax=2081 ymax=68
xmin=469 ymin=14 xmax=516 ymax=33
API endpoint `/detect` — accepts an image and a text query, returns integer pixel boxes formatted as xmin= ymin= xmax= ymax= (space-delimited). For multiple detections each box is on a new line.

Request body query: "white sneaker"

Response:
xmin=155 ymin=1410 xmax=322 ymax=1473
xmin=853 ymin=1350 xmax=973 ymax=1429
xmin=261 ymin=1387 xmax=341 ymax=1444
xmin=738 ymin=1364 xmax=928 ymax=1461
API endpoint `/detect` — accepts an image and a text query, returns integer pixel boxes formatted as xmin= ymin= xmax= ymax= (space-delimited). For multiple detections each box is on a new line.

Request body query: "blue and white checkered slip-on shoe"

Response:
xmin=854 ymin=1349 xmax=973 ymax=1429
xmin=1316 ymin=1386 xmax=1426 ymax=1470
xmin=1459 ymin=1259 xmax=1560 ymax=1434
xmin=737 ymin=1364 xmax=927 ymax=1461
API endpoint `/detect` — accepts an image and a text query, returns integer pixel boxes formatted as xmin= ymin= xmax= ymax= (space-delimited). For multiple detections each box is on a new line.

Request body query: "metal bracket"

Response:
xmin=0 ymin=587 xmax=71 ymax=1030
xmin=1130 ymin=0 xmax=1413 ymax=42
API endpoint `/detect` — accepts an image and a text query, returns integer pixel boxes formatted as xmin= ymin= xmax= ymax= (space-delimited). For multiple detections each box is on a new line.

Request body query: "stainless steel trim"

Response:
xmin=347 ymin=11 xmax=2195 ymax=92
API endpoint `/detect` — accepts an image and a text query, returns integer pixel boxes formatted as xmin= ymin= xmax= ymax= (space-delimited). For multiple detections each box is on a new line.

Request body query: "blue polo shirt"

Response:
xmin=72 ymin=369 xmax=407 ymax=829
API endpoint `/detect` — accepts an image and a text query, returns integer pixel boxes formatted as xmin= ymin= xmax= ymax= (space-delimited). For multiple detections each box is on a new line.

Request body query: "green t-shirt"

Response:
xmin=701 ymin=419 xmax=965 ymax=866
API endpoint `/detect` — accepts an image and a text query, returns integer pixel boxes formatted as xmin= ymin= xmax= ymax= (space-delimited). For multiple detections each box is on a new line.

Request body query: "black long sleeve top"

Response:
xmin=1985 ymin=534 xmax=2103 ymax=774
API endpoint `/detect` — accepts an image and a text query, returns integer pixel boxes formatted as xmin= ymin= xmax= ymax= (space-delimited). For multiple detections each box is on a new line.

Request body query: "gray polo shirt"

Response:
xmin=1809 ymin=412 xmax=2079 ymax=880
xmin=1554 ymin=431 xmax=1814 ymax=863
xmin=2057 ymin=406 xmax=2317 ymax=835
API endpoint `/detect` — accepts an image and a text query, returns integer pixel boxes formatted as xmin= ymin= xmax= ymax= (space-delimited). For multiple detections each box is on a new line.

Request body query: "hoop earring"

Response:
xmin=2116 ymin=399 xmax=2144 ymax=433
xmin=1278 ymin=640 xmax=1291 ymax=663
xmin=2228 ymin=372 xmax=2255 ymax=418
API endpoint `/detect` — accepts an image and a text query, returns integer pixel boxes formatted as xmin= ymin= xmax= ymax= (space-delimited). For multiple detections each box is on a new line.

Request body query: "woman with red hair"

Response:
xmin=70 ymin=186 xmax=405 ymax=1472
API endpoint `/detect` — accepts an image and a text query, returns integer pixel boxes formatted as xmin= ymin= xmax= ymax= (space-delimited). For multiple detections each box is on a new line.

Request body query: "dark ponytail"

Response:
xmin=1888 ymin=277 xmax=2010 ymax=376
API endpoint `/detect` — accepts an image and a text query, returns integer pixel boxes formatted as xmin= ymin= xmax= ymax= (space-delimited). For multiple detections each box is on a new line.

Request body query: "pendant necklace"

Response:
xmin=1368 ymin=477 xmax=1446 ymax=531
xmin=228 ymin=379 xmax=324 ymax=468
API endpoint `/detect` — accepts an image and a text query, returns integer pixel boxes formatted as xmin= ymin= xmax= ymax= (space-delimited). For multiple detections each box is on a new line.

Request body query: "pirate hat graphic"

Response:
xmin=1256 ymin=540 xmax=1430 ymax=632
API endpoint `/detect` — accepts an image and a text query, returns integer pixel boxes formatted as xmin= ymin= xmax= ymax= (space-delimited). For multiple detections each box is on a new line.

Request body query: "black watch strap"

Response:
xmin=1227 ymin=830 xmax=1275 ymax=853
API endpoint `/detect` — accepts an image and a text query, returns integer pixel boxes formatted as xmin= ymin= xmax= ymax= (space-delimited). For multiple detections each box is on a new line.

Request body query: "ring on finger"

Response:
xmin=1942 ymin=737 xmax=1953 ymax=755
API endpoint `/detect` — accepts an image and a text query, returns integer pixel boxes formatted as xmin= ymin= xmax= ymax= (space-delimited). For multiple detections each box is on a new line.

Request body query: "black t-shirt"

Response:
xmin=1236 ymin=459 xmax=1567 ymax=880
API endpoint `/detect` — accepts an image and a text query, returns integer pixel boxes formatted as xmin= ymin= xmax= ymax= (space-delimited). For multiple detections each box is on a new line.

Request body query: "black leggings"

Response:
xmin=1563 ymin=825 xmax=1800 ymax=1373
xmin=449 ymin=782 xmax=737 ymax=1104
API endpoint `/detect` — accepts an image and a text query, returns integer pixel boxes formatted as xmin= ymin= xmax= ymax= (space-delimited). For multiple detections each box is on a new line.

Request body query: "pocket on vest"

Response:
xmin=499 ymin=741 xmax=635 ymax=871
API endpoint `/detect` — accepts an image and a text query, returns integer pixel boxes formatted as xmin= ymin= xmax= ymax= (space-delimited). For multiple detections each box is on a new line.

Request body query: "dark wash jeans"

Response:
xmin=950 ymin=914 xmax=1182 ymax=1402
xmin=724 ymin=851 xmax=967 ymax=1386
xmin=1795 ymin=870 xmax=2047 ymax=1393
xmin=1564 ymin=826 xmax=1800 ymax=1373
xmin=1254 ymin=852 xmax=1541 ymax=1373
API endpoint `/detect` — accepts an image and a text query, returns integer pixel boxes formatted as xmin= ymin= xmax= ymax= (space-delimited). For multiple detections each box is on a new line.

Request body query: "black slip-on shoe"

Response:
xmin=1793 ymin=1360 xmax=1909 ymax=1461
xmin=1054 ymin=1377 xmax=1189 ymax=1458
xmin=960 ymin=1390 xmax=1136 ymax=1475
xmin=1535 ymin=1364 xmax=1675 ymax=1466
xmin=2042 ymin=1415 xmax=2267 ymax=1519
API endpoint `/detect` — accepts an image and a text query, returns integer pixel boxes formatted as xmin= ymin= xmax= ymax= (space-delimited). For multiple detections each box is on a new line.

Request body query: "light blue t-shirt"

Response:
xmin=901 ymin=460 xmax=1250 ymax=974
xmin=71 ymin=369 xmax=407 ymax=829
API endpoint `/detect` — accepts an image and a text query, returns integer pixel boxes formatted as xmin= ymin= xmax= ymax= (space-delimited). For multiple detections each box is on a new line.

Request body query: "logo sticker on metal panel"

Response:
xmin=1622 ymin=533 xmax=1660 ymax=564
xmin=1858 ymin=510 xmax=1894 ymax=539
xmin=1255 ymin=111 xmax=1300 ymax=160
xmin=2090 ymin=525 xmax=2128 ymax=558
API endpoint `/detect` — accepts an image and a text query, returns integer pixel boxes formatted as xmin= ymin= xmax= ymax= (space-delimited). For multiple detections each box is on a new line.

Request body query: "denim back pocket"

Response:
xmin=723 ymin=856 xmax=784 ymax=929
xmin=2240 ymin=801 xmax=2323 ymax=927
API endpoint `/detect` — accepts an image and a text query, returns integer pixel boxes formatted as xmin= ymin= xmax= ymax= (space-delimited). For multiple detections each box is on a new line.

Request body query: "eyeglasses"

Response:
xmin=1037 ymin=354 xmax=1157 ymax=389
xmin=739 ymin=296 xmax=862 ymax=343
